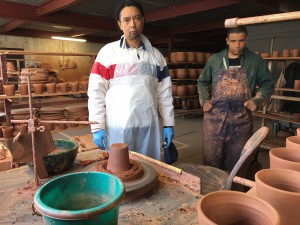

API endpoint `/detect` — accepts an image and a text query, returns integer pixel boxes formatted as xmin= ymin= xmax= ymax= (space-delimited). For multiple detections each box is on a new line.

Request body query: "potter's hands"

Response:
xmin=93 ymin=129 xmax=108 ymax=150
xmin=203 ymin=101 xmax=213 ymax=112
xmin=244 ymin=99 xmax=258 ymax=111
xmin=162 ymin=127 xmax=174 ymax=148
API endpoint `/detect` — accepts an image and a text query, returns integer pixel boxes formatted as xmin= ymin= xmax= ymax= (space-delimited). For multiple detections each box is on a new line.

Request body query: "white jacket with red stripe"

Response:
xmin=88 ymin=34 xmax=174 ymax=160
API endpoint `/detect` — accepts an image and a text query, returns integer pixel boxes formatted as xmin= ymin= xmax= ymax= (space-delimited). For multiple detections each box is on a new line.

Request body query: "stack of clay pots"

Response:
xmin=39 ymin=106 xmax=66 ymax=131
xmin=170 ymin=51 xmax=213 ymax=63
xmin=20 ymin=68 xmax=49 ymax=84
xmin=197 ymin=131 xmax=300 ymax=225
xmin=65 ymin=104 xmax=88 ymax=127
xmin=255 ymin=133 xmax=300 ymax=225
xmin=11 ymin=108 xmax=39 ymax=120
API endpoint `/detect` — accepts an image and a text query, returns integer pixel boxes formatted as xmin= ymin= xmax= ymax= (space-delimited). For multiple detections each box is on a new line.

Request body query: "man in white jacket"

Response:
xmin=88 ymin=0 xmax=174 ymax=160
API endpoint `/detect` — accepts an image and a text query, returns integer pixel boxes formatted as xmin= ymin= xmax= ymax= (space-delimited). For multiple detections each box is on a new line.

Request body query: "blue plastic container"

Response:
xmin=34 ymin=172 xmax=125 ymax=225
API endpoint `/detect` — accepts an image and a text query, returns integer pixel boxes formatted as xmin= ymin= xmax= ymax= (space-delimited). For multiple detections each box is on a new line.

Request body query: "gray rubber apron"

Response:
xmin=203 ymin=58 xmax=253 ymax=171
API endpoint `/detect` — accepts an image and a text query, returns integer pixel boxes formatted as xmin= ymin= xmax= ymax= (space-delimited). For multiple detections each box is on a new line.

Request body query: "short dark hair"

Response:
xmin=227 ymin=26 xmax=248 ymax=37
xmin=115 ymin=0 xmax=144 ymax=22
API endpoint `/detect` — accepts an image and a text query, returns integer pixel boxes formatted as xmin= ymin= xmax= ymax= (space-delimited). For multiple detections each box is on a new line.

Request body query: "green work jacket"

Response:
xmin=198 ymin=47 xmax=275 ymax=107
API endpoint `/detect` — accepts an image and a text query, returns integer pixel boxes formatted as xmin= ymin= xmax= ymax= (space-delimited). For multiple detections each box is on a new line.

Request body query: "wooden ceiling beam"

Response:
xmin=235 ymin=0 xmax=282 ymax=13
xmin=0 ymin=20 xmax=26 ymax=32
xmin=0 ymin=1 xmax=116 ymax=31
xmin=145 ymin=0 xmax=238 ymax=22
xmin=37 ymin=0 xmax=83 ymax=16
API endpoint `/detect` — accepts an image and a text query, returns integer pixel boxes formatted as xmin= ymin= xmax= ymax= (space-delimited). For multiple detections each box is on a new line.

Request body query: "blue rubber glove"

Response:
xmin=162 ymin=127 xmax=174 ymax=148
xmin=93 ymin=129 xmax=108 ymax=150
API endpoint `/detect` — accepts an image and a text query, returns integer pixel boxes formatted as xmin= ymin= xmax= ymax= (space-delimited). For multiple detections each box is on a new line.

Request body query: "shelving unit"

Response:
xmin=254 ymin=56 xmax=300 ymax=148
xmin=168 ymin=60 xmax=203 ymax=117
xmin=0 ymin=50 xmax=96 ymax=126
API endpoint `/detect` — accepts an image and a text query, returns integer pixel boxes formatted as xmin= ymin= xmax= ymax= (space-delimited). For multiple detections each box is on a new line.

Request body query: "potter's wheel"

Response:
xmin=82 ymin=160 xmax=158 ymax=202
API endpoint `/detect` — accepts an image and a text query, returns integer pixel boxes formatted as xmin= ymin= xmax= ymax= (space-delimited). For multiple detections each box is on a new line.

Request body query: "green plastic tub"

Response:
xmin=34 ymin=172 xmax=125 ymax=225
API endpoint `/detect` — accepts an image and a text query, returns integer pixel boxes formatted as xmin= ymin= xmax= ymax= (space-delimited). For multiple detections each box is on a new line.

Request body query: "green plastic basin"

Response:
xmin=34 ymin=172 xmax=125 ymax=225
xmin=44 ymin=139 xmax=79 ymax=175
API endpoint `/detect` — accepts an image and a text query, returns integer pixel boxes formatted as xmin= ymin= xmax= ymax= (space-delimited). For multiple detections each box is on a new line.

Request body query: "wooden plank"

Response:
xmin=271 ymin=95 xmax=300 ymax=102
xmin=0 ymin=91 xmax=87 ymax=99
xmin=275 ymin=88 xmax=300 ymax=92
xmin=252 ymin=111 xmax=300 ymax=124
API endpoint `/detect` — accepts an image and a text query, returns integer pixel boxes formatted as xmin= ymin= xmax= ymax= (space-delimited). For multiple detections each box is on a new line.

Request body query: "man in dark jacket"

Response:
xmin=198 ymin=26 xmax=275 ymax=171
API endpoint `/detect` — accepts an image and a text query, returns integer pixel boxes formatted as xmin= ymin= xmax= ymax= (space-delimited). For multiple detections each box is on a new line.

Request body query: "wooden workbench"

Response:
xmin=0 ymin=150 xmax=201 ymax=225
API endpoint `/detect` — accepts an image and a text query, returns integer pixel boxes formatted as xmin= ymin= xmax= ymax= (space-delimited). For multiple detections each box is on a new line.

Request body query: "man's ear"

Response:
xmin=118 ymin=21 xmax=122 ymax=31
xmin=226 ymin=38 xmax=229 ymax=45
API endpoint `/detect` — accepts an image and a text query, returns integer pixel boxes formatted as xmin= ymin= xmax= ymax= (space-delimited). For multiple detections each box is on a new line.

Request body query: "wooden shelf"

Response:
xmin=275 ymin=87 xmax=300 ymax=92
xmin=168 ymin=62 xmax=205 ymax=66
xmin=271 ymin=94 xmax=300 ymax=102
xmin=0 ymin=91 xmax=87 ymax=99
xmin=263 ymin=57 xmax=300 ymax=61
xmin=174 ymin=108 xmax=202 ymax=116
xmin=260 ymin=137 xmax=285 ymax=150
xmin=173 ymin=95 xmax=198 ymax=99
xmin=172 ymin=79 xmax=197 ymax=81
xmin=252 ymin=111 xmax=300 ymax=124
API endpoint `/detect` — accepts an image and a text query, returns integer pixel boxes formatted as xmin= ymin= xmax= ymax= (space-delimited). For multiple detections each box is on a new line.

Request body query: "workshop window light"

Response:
xmin=51 ymin=36 xmax=87 ymax=42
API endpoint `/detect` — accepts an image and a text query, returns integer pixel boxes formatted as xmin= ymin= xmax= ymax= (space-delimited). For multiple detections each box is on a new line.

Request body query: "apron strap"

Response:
xmin=223 ymin=57 xmax=228 ymax=69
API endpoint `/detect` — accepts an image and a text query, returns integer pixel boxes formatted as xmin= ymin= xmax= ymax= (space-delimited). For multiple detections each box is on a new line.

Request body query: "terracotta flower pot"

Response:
xmin=170 ymin=52 xmax=176 ymax=63
xmin=294 ymin=80 xmax=300 ymax=90
xmin=176 ymin=85 xmax=187 ymax=97
xmin=292 ymin=48 xmax=299 ymax=57
xmin=175 ymin=52 xmax=186 ymax=62
xmin=2 ymin=126 xmax=14 ymax=139
xmin=46 ymin=83 xmax=56 ymax=93
xmin=272 ymin=50 xmax=279 ymax=58
xmin=176 ymin=68 xmax=188 ymax=79
xmin=270 ymin=147 xmax=300 ymax=172
xmin=59 ymin=82 xmax=69 ymax=93
xmin=260 ymin=52 xmax=270 ymax=58
xmin=286 ymin=136 xmax=300 ymax=149
xmin=186 ymin=52 xmax=196 ymax=62
xmin=33 ymin=83 xmax=44 ymax=94
xmin=107 ymin=143 xmax=131 ymax=173
xmin=18 ymin=84 xmax=28 ymax=95
xmin=58 ymin=120 xmax=67 ymax=130
xmin=282 ymin=49 xmax=290 ymax=57
xmin=255 ymin=169 xmax=300 ymax=225
xmin=3 ymin=84 xmax=15 ymax=96
xmin=186 ymin=85 xmax=197 ymax=96
xmin=70 ymin=82 xmax=79 ymax=92
xmin=197 ymin=190 xmax=280 ymax=225
xmin=80 ymin=81 xmax=89 ymax=91
xmin=196 ymin=52 xmax=204 ymax=63
xmin=188 ymin=68 xmax=198 ymax=79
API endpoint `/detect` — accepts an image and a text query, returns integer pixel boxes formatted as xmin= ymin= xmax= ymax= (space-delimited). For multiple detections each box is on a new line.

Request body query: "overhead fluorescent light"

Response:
xmin=51 ymin=36 xmax=86 ymax=42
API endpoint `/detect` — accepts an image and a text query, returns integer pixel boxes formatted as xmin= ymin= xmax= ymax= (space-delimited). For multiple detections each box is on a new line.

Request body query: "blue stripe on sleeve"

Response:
xmin=157 ymin=65 xmax=169 ymax=82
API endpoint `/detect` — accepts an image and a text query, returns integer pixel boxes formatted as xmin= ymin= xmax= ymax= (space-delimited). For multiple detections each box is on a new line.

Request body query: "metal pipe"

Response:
xmin=225 ymin=11 xmax=300 ymax=28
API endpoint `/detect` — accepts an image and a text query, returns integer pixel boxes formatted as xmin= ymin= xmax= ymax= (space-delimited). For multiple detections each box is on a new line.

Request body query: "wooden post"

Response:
xmin=225 ymin=11 xmax=300 ymax=28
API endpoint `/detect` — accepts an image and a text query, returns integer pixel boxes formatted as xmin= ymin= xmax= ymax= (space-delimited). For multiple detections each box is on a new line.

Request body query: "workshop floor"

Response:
xmin=51 ymin=115 xmax=271 ymax=170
